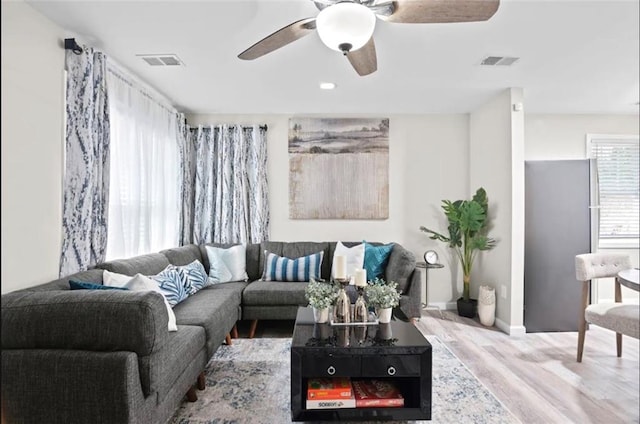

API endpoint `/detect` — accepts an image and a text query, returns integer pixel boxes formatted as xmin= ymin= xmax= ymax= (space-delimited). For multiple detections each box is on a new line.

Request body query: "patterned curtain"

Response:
xmin=59 ymin=47 xmax=110 ymax=276
xmin=177 ymin=113 xmax=194 ymax=246
xmin=181 ymin=124 xmax=269 ymax=244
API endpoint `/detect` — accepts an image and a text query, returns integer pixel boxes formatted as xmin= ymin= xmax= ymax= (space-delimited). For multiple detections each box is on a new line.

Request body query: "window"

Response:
xmin=587 ymin=134 xmax=639 ymax=247
xmin=105 ymin=66 xmax=180 ymax=260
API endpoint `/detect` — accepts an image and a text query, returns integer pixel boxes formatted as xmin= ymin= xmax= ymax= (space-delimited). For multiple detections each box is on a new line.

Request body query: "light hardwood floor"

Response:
xmin=416 ymin=310 xmax=639 ymax=424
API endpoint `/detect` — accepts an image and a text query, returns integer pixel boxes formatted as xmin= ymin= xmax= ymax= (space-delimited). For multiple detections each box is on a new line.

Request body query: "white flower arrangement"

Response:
xmin=364 ymin=278 xmax=401 ymax=309
xmin=305 ymin=279 xmax=338 ymax=310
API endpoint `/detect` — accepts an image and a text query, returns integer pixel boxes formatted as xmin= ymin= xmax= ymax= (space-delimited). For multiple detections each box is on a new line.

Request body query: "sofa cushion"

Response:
xmin=205 ymin=245 xmax=248 ymax=283
xmin=262 ymin=251 xmax=324 ymax=282
xmin=167 ymin=260 xmax=209 ymax=295
xmin=69 ymin=280 xmax=127 ymax=291
xmin=385 ymin=244 xmax=416 ymax=294
xmin=331 ymin=241 xmax=365 ymax=280
xmin=363 ymin=242 xmax=394 ymax=281
xmin=150 ymin=324 xmax=205 ymax=403
xmin=160 ymin=244 xmax=203 ymax=266
xmin=97 ymin=253 xmax=170 ymax=276
xmin=260 ymin=242 xmax=331 ymax=280
xmin=151 ymin=267 xmax=189 ymax=307
xmin=172 ymin=286 xmax=242 ymax=357
xmin=242 ymin=280 xmax=309 ymax=306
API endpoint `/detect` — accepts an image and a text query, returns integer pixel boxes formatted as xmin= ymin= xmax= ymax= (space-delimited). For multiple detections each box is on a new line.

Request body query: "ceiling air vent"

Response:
xmin=480 ymin=56 xmax=519 ymax=66
xmin=138 ymin=54 xmax=184 ymax=67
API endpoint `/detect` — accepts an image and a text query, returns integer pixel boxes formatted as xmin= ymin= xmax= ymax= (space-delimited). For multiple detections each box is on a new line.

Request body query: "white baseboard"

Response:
xmin=495 ymin=317 xmax=526 ymax=337
xmin=425 ymin=302 xmax=457 ymax=311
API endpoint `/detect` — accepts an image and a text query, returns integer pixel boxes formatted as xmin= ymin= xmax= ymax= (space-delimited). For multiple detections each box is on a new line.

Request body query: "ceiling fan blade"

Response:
xmin=346 ymin=37 xmax=377 ymax=76
xmin=238 ymin=18 xmax=317 ymax=60
xmin=383 ymin=0 xmax=499 ymax=24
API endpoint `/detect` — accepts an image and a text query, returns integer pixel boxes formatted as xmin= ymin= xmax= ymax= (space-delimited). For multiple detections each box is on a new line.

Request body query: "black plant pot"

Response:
xmin=456 ymin=298 xmax=478 ymax=318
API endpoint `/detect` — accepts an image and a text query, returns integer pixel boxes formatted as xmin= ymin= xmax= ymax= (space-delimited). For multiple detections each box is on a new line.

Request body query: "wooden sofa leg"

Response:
xmin=248 ymin=320 xmax=258 ymax=339
xmin=186 ymin=387 xmax=198 ymax=402
xmin=231 ymin=324 xmax=239 ymax=339
xmin=225 ymin=333 xmax=232 ymax=345
xmin=197 ymin=372 xmax=206 ymax=390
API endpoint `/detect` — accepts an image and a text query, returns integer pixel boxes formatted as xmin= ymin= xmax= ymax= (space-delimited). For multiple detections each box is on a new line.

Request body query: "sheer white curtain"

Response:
xmin=105 ymin=66 xmax=180 ymax=260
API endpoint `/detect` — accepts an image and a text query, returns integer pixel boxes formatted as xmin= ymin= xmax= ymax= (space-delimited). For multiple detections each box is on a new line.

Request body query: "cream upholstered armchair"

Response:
xmin=575 ymin=253 xmax=638 ymax=362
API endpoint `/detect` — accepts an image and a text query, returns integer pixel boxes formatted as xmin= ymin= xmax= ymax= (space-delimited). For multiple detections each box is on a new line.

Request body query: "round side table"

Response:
xmin=416 ymin=261 xmax=444 ymax=319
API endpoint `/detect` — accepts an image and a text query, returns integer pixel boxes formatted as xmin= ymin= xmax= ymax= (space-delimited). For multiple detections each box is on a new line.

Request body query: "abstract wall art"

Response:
xmin=288 ymin=117 xmax=389 ymax=219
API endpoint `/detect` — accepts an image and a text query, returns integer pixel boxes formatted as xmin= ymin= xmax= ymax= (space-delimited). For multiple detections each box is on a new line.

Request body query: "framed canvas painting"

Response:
xmin=289 ymin=117 xmax=389 ymax=219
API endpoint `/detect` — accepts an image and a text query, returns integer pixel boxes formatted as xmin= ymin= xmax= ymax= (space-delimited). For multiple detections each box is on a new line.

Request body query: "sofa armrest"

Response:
xmin=399 ymin=269 xmax=422 ymax=320
xmin=1 ymin=349 xmax=147 ymax=424
xmin=1 ymin=290 xmax=169 ymax=356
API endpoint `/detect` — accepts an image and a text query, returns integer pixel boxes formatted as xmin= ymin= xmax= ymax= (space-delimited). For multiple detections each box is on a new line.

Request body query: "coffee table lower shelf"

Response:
xmin=293 ymin=406 xmax=429 ymax=421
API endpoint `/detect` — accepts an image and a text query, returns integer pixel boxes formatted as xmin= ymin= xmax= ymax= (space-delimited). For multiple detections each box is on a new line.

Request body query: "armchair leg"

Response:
xmin=225 ymin=333 xmax=232 ymax=345
xmin=248 ymin=320 xmax=258 ymax=339
xmin=231 ymin=324 xmax=238 ymax=339
xmin=615 ymin=279 xmax=622 ymax=357
xmin=577 ymin=281 xmax=589 ymax=363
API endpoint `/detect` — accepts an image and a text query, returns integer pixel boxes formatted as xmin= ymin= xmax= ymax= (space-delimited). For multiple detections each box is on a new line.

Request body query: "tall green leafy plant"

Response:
xmin=420 ymin=188 xmax=497 ymax=301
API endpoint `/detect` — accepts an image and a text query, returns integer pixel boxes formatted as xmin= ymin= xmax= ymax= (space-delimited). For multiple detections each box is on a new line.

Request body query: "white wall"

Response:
xmin=1 ymin=1 xmax=65 ymax=294
xmin=469 ymin=88 xmax=526 ymax=335
xmin=187 ymin=113 xmax=470 ymax=307
xmin=525 ymin=114 xmax=639 ymax=159
xmin=525 ymin=113 xmax=639 ymax=303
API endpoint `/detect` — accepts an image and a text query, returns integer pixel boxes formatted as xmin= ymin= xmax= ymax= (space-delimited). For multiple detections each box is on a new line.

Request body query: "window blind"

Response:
xmin=591 ymin=138 xmax=639 ymax=239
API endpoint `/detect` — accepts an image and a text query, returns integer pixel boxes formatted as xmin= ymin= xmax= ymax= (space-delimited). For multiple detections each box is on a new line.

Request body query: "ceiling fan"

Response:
xmin=238 ymin=0 xmax=500 ymax=76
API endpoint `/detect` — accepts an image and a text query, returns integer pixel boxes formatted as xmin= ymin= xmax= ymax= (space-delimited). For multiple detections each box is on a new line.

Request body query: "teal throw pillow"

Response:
xmin=262 ymin=250 xmax=324 ymax=282
xmin=363 ymin=242 xmax=395 ymax=281
xmin=69 ymin=280 xmax=128 ymax=291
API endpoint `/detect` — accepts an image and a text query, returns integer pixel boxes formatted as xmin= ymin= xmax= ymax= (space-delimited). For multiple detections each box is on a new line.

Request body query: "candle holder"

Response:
xmin=353 ymin=285 xmax=368 ymax=323
xmin=332 ymin=277 xmax=351 ymax=324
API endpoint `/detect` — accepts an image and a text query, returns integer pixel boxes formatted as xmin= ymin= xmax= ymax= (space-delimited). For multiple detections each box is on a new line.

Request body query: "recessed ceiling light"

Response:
xmin=320 ymin=82 xmax=336 ymax=90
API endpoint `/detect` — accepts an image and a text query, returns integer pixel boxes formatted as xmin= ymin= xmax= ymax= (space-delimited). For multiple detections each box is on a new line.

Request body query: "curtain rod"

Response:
xmin=187 ymin=124 xmax=268 ymax=131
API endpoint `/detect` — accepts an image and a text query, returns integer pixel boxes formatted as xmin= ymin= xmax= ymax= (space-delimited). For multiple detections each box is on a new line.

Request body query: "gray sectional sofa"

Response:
xmin=1 ymin=241 xmax=420 ymax=424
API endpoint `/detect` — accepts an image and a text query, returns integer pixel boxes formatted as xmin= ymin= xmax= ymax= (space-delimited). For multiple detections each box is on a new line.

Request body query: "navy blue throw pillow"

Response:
xmin=69 ymin=280 xmax=129 ymax=291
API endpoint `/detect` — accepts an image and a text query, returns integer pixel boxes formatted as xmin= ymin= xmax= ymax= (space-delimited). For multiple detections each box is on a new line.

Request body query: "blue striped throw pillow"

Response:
xmin=262 ymin=250 xmax=324 ymax=282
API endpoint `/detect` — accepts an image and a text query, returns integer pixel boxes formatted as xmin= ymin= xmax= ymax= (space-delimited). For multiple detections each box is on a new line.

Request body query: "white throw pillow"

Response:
xmin=331 ymin=241 xmax=366 ymax=283
xmin=205 ymin=245 xmax=248 ymax=283
xmin=102 ymin=270 xmax=178 ymax=332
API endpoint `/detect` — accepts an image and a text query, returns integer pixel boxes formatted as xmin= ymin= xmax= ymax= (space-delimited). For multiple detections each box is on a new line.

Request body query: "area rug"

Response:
xmin=170 ymin=337 xmax=520 ymax=424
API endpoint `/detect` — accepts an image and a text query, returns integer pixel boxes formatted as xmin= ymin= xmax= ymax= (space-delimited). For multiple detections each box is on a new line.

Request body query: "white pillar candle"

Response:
xmin=354 ymin=268 xmax=367 ymax=287
xmin=335 ymin=255 xmax=347 ymax=279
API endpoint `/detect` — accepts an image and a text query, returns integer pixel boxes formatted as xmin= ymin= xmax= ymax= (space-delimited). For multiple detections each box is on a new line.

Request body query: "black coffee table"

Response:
xmin=290 ymin=307 xmax=432 ymax=421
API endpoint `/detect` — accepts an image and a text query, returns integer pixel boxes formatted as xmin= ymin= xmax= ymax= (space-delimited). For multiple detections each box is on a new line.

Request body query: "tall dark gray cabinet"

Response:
xmin=524 ymin=160 xmax=591 ymax=332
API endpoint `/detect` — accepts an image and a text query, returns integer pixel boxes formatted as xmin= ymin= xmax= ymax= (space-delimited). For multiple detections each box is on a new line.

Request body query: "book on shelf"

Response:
xmin=306 ymin=377 xmax=352 ymax=399
xmin=352 ymin=380 xmax=405 ymax=408
xmin=306 ymin=394 xmax=356 ymax=410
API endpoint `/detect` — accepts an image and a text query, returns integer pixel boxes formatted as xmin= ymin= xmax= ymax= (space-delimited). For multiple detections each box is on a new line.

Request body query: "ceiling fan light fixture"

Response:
xmin=316 ymin=2 xmax=376 ymax=54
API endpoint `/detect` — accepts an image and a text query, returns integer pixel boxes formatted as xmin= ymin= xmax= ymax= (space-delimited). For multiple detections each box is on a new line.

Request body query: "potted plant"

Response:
xmin=305 ymin=279 xmax=338 ymax=323
xmin=419 ymin=187 xmax=497 ymax=318
xmin=365 ymin=278 xmax=401 ymax=323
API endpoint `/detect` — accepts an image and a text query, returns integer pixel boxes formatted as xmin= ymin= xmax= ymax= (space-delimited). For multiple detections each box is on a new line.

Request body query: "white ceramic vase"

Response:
xmin=313 ymin=307 xmax=329 ymax=323
xmin=377 ymin=307 xmax=393 ymax=324
xmin=477 ymin=285 xmax=496 ymax=327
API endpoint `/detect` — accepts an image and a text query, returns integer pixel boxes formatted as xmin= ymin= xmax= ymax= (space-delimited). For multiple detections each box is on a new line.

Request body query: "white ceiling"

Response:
xmin=28 ymin=0 xmax=640 ymax=115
